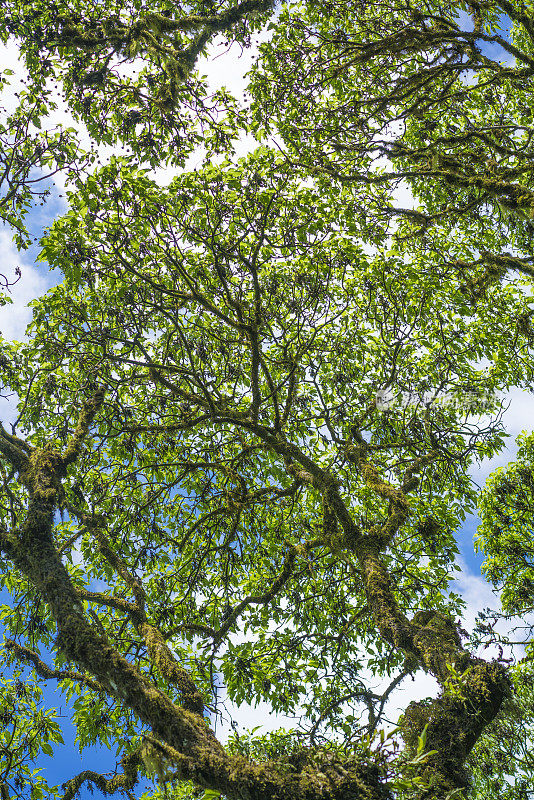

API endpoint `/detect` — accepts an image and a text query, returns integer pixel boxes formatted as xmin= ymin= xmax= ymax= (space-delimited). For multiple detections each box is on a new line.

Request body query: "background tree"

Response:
xmin=0 ymin=1 xmax=534 ymax=799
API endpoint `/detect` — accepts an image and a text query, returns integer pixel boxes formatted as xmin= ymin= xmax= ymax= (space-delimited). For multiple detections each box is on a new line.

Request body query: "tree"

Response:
xmin=0 ymin=1 xmax=533 ymax=799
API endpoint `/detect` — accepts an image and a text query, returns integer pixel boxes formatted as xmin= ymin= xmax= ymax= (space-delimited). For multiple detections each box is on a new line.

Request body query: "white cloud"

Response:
xmin=214 ymin=690 xmax=297 ymax=744
xmin=453 ymin=555 xmax=533 ymax=664
xmin=454 ymin=557 xmax=498 ymax=633
xmin=0 ymin=229 xmax=50 ymax=342
xmin=0 ymin=40 xmax=28 ymax=102
xmin=0 ymin=228 xmax=53 ymax=428
xmin=470 ymin=386 xmax=534 ymax=488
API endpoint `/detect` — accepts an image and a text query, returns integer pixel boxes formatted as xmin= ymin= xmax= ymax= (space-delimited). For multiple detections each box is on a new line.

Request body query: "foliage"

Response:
xmin=467 ymin=662 xmax=534 ymax=800
xmin=0 ymin=658 xmax=64 ymax=800
xmin=477 ymin=430 xmax=534 ymax=615
xmin=0 ymin=0 xmax=534 ymax=799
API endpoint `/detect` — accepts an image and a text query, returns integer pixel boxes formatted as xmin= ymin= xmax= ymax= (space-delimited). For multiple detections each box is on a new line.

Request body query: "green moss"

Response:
xmin=20 ymin=447 xmax=65 ymax=539
xmin=400 ymin=660 xmax=510 ymax=795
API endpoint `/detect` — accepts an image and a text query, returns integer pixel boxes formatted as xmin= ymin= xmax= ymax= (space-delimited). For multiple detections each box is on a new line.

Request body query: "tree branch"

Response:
xmin=4 ymin=639 xmax=105 ymax=693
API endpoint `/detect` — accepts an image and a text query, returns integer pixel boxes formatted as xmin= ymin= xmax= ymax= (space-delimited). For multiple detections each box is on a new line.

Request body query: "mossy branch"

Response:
xmin=139 ymin=622 xmax=205 ymax=715
xmin=4 ymin=638 xmax=105 ymax=693
xmin=62 ymin=388 xmax=105 ymax=466
xmin=90 ymin=524 xmax=205 ymax=715
xmin=94 ymin=527 xmax=146 ymax=612
xmin=61 ymin=746 xmax=142 ymax=800
xmin=76 ymin=588 xmax=140 ymax=617
xmin=0 ymin=423 xmax=30 ymax=472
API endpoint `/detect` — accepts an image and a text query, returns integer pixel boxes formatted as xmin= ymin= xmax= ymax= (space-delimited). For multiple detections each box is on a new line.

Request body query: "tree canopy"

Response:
xmin=1 ymin=1 xmax=534 ymax=799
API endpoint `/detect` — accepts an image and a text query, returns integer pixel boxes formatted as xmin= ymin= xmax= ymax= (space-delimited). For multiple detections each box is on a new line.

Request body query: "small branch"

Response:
xmin=0 ymin=424 xmax=30 ymax=472
xmin=94 ymin=527 xmax=146 ymax=613
xmin=77 ymin=589 xmax=140 ymax=617
xmin=4 ymin=639 xmax=105 ymax=693
xmin=212 ymin=542 xmax=307 ymax=646
xmin=181 ymin=0 xmax=274 ymax=69
xmin=61 ymin=746 xmax=142 ymax=800
xmin=62 ymin=389 xmax=105 ymax=467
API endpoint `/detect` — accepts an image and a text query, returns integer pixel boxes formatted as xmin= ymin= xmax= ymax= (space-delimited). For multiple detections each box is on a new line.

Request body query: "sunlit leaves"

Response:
xmin=1 ymin=145 xmax=530 ymax=765
xmin=0 ymin=0 xmax=274 ymax=166
xmin=0 ymin=664 xmax=63 ymax=800
xmin=477 ymin=430 xmax=534 ymax=614
xmin=2 ymin=1 xmax=534 ymax=796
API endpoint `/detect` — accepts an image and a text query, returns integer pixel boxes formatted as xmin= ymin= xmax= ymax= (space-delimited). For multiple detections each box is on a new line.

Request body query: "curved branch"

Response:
xmin=61 ymin=747 xmax=142 ymax=800
xmin=62 ymin=388 xmax=105 ymax=467
xmin=0 ymin=425 xmax=30 ymax=473
xmin=76 ymin=589 xmax=140 ymax=617
xmin=212 ymin=541 xmax=309 ymax=646
xmin=4 ymin=639 xmax=105 ymax=693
